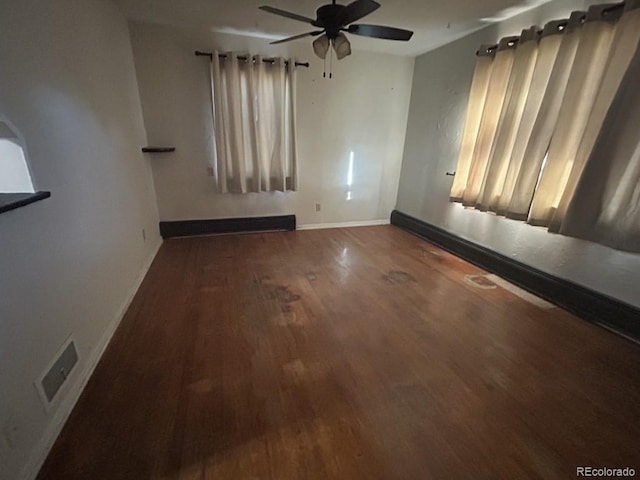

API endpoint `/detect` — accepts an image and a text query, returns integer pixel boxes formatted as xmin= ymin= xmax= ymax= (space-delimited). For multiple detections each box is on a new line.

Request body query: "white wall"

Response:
xmin=0 ymin=1 xmax=161 ymax=479
xmin=396 ymin=0 xmax=640 ymax=309
xmin=129 ymin=22 xmax=415 ymax=226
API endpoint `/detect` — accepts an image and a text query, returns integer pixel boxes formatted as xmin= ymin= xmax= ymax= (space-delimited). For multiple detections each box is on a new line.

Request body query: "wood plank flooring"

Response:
xmin=37 ymin=226 xmax=640 ymax=479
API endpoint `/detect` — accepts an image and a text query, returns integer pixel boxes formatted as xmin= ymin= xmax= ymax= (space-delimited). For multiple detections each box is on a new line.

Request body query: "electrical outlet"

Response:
xmin=207 ymin=166 xmax=214 ymax=176
xmin=315 ymin=203 xmax=321 ymax=212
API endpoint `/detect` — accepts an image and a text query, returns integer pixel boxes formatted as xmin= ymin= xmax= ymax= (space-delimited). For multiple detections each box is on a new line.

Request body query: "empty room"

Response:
xmin=2 ymin=0 xmax=640 ymax=478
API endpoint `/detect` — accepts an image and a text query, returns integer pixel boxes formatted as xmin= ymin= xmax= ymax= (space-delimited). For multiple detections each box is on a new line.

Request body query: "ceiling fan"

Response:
xmin=259 ymin=0 xmax=414 ymax=61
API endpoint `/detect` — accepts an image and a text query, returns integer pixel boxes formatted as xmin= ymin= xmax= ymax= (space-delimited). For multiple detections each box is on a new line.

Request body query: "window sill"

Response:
xmin=0 ymin=191 xmax=51 ymax=215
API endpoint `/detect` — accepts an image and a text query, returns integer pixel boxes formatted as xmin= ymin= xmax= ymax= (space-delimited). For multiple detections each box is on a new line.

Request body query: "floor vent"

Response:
xmin=485 ymin=274 xmax=555 ymax=309
xmin=464 ymin=274 xmax=497 ymax=290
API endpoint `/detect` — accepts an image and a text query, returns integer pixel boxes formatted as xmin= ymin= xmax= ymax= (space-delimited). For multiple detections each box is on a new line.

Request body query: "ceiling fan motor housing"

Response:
xmin=315 ymin=4 xmax=346 ymax=38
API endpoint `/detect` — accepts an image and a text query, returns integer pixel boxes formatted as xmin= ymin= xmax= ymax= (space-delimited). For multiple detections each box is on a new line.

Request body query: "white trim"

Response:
xmin=297 ymin=219 xmax=390 ymax=231
xmin=20 ymin=239 xmax=162 ymax=480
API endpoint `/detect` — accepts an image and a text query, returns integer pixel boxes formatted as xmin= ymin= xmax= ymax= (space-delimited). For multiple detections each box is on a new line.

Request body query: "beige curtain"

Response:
xmin=528 ymin=3 xmax=622 ymax=227
xmin=505 ymin=10 xmax=587 ymax=220
xmin=462 ymin=36 xmax=519 ymax=206
xmin=449 ymin=3 xmax=640 ymax=253
xmin=449 ymin=45 xmax=496 ymax=201
xmin=560 ymin=39 xmax=640 ymax=252
xmin=549 ymin=1 xmax=640 ymax=232
xmin=495 ymin=19 xmax=567 ymax=214
xmin=211 ymin=52 xmax=298 ymax=193
xmin=476 ymin=27 xmax=539 ymax=212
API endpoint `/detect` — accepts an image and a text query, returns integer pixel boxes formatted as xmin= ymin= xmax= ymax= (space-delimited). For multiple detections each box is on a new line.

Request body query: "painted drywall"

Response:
xmin=396 ymin=0 xmax=640 ymax=309
xmin=128 ymin=22 xmax=414 ymax=226
xmin=0 ymin=1 xmax=161 ymax=479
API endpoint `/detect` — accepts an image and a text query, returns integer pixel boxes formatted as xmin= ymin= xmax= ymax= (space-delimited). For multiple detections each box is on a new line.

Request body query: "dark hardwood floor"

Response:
xmin=37 ymin=226 xmax=640 ymax=479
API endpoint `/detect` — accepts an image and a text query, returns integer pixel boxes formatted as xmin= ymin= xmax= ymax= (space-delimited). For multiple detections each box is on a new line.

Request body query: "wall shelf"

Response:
xmin=0 ymin=191 xmax=51 ymax=215
xmin=142 ymin=146 xmax=175 ymax=153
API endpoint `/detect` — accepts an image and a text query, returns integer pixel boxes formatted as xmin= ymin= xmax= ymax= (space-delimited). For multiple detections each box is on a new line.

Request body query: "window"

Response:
xmin=209 ymin=53 xmax=298 ymax=194
xmin=450 ymin=3 xmax=640 ymax=252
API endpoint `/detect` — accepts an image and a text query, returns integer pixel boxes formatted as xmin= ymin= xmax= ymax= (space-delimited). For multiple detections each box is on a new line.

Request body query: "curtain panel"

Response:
xmin=210 ymin=52 xmax=298 ymax=194
xmin=496 ymin=19 xmax=567 ymax=215
xmin=561 ymin=11 xmax=640 ymax=252
xmin=462 ymin=36 xmax=519 ymax=207
xmin=527 ymin=3 xmax=622 ymax=227
xmin=449 ymin=45 xmax=496 ymax=201
xmin=506 ymin=10 xmax=586 ymax=220
xmin=550 ymin=1 xmax=640 ymax=232
xmin=476 ymin=26 xmax=540 ymax=212
xmin=449 ymin=1 xmax=640 ymax=253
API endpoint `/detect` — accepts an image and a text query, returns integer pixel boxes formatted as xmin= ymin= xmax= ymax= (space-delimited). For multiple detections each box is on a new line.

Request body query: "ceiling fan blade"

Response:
xmin=348 ymin=24 xmax=414 ymax=41
xmin=337 ymin=0 xmax=381 ymax=26
xmin=259 ymin=6 xmax=316 ymax=24
xmin=270 ymin=30 xmax=324 ymax=45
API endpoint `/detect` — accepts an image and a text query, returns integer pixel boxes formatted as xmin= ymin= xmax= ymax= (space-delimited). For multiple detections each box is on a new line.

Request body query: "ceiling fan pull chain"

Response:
xmin=323 ymin=54 xmax=327 ymax=78
xmin=329 ymin=45 xmax=333 ymax=79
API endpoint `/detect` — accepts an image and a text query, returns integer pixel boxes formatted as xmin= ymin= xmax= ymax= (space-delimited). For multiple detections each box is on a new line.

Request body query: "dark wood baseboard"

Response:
xmin=390 ymin=209 xmax=640 ymax=341
xmin=159 ymin=215 xmax=296 ymax=239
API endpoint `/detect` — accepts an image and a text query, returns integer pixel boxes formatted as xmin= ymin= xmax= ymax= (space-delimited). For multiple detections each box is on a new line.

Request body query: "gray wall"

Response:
xmin=0 ymin=1 xmax=161 ymax=478
xmin=396 ymin=0 xmax=640 ymax=309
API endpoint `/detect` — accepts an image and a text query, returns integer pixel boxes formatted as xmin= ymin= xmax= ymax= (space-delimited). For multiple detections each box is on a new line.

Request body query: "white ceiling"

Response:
xmin=113 ymin=0 xmax=555 ymax=56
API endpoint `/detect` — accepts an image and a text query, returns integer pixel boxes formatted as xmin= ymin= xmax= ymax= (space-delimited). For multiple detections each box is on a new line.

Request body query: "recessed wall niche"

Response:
xmin=0 ymin=116 xmax=35 ymax=194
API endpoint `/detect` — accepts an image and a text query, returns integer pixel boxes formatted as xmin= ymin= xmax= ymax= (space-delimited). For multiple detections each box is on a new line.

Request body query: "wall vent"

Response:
xmin=36 ymin=338 xmax=78 ymax=407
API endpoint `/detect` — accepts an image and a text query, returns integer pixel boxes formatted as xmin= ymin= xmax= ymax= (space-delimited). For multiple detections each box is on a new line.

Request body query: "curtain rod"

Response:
xmin=195 ymin=51 xmax=309 ymax=68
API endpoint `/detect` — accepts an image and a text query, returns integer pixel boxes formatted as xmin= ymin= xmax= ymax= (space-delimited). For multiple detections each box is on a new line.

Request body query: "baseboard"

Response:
xmin=21 ymin=238 xmax=163 ymax=480
xmin=159 ymin=215 xmax=296 ymax=239
xmin=297 ymin=219 xmax=390 ymax=231
xmin=390 ymin=209 xmax=640 ymax=342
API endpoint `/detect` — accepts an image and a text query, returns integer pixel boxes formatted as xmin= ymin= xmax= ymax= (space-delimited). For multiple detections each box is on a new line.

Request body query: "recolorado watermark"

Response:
xmin=577 ymin=466 xmax=636 ymax=477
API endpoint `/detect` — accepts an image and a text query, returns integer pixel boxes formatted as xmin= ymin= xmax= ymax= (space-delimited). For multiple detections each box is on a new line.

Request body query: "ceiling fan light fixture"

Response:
xmin=313 ymin=34 xmax=330 ymax=59
xmin=332 ymin=32 xmax=352 ymax=60
xmin=260 ymin=0 xmax=414 ymax=64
